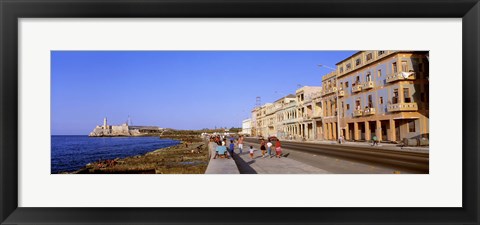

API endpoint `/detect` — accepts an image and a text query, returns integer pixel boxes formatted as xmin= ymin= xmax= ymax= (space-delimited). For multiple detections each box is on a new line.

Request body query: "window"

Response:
xmin=355 ymin=58 xmax=362 ymax=66
xmin=340 ymin=82 xmax=343 ymax=89
xmin=346 ymin=104 xmax=350 ymax=110
xmin=346 ymin=63 xmax=352 ymax=70
xmin=408 ymin=120 xmax=416 ymax=132
xmin=368 ymin=95 xmax=373 ymax=107
xmin=401 ymin=60 xmax=408 ymax=72
xmin=404 ymin=88 xmax=411 ymax=103
xmin=393 ymin=89 xmax=399 ymax=104
xmin=366 ymin=53 xmax=373 ymax=61
xmin=345 ymin=81 xmax=349 ymax=87
xmin=380 ymin=97 xmax=383 ymax=104
xmin=378 ymin=51 xmax=385 ymax=56
xmin=366 ymin=72 xmax=371 ymax=81
xmin=355 ymin=76 xmax=360 ymax=85
xmin=377 ymin=69 xmax=382 ymax=77
xmin=339 ymin=66 xmax=344 ymax=73
xmin=392 ymin=62 xmax=398 ymax=73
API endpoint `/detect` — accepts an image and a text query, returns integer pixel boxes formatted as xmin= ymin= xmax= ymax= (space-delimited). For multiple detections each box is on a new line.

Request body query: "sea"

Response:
xmin=51 ymin=135 xmax=181 ymax=174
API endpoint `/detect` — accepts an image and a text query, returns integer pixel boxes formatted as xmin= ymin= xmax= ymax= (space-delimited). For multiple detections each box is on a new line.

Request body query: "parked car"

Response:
xmin=268 ymin=136 xmax=279 ymax=141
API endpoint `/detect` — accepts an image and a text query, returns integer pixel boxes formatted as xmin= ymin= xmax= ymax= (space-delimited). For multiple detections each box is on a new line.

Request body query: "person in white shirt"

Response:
xmin=266 ymin=140 xmax=273 ymax=158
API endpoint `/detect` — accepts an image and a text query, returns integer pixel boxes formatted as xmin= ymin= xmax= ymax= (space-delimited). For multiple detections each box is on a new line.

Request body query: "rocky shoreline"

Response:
xmin=69 ymin=137 xmax=209 ymax=174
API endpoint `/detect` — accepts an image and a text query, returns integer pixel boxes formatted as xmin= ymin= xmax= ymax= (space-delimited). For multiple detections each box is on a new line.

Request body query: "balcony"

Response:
xmin=338 ymin=89 xmax=345 ymax=97
xmin=312 ymin=111 xmax=322 ymax=118
xmin=303 ymin=114 xmax=312 ymax=120
xmin=363 ymin=107 xmax=376 ymax=116
xmin=386 ymin=72 xmax=416 ymax=83
xmin=353 ymin=110 xmax=363 ymax=117
xmin=352 ymin=85 xmax=362 ymax=93
xmin=387 ymin=102 xmax=418 ymax=112
xmin=322 ymin=87 xmax=338 ymax=96
xmin=363 ymin=81 xmax=375 ymax=89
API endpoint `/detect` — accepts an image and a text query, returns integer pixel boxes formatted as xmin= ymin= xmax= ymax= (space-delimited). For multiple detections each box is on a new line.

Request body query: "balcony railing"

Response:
xmin=352 ymin=85 xmax=362 ymax=93
xmin=387 ymin=102 xmax=418 ymax=112
xmin=338 ymin=90 xmax=345 ymax=97
xmin=363 ymin=81 xmax=375 ymax=89
xmin=312 ymin=112 xmax=322 ymax=118
xmin=353 ymin=110 xmax=363 ymax=117
xmin=363 ymin=107 xmax=376 ymax=116
xmin=322 ymin=86 xmax=338 ymax=96
xmin=386 ymin=72 xmax=416 ymax=83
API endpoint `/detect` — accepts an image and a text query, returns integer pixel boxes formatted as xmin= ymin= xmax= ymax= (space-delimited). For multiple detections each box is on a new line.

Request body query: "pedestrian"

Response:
xmin=338 ymin=135 xmax=344 ymax=144
xmin=260 ymin=139 xmax=266 ymax=158
xmin=249 ymin=145 xmax=254 ymax=159
xmin=372 ymin=135 xmax=378 ymax=146
xmin=266 ymin=139 xmax=273 ymax=158
xmin=229 ymin=140 xmax=235 ymax=154
xmin=238 ymin=135 xmax=244 ymax=154
xmin=275 ymin=139 xmax=282 ymax=158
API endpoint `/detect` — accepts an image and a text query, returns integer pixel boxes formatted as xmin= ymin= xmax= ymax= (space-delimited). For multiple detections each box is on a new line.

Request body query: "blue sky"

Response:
xmin=51 ymin=51 xmax=356 ymax=135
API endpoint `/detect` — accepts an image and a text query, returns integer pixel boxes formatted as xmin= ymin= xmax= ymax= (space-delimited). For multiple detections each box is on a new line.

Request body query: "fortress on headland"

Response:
xmin=88 ymin=117 xmax=163 ymax=137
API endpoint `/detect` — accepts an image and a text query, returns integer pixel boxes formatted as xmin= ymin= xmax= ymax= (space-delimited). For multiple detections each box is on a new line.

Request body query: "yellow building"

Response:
xmin=324 ymin=50 xmax=429 ymax=143
xmin=249 ymin=50 xmax=428 ymax=144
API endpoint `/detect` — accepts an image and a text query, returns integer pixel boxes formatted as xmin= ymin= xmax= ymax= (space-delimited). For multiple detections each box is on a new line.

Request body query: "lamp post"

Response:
xmin=318 ymin=64 xmax=341 ymax=143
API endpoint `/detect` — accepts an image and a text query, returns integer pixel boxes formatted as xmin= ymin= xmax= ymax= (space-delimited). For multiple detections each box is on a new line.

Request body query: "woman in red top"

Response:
xmin=275 ymin=140 xmax=282 ymax=158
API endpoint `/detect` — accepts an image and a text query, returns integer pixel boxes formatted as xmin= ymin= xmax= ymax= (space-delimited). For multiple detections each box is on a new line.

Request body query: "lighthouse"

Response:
xmin=103 ymin=117 xmax=107 ymax=129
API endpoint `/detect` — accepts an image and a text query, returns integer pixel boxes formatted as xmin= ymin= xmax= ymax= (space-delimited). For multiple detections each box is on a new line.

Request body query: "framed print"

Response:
xmin=1 ymin=0 xmax=479 ymax=224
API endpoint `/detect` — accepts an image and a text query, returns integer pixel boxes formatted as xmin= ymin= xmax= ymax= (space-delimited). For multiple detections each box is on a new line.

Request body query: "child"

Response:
xmin=229 ymin=140 xmax=235 ymax=154
xmin=249 ymin=145 xmax=254 ymax=159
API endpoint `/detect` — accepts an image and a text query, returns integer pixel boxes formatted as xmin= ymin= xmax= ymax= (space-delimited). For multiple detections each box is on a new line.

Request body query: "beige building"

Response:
xmin=327 ymin=50 xmax=429 ymax=142
xmin=241 ymin=118 xmax=252 ymax=136
xmin=250 ymin=50 xmax=429 ymax=144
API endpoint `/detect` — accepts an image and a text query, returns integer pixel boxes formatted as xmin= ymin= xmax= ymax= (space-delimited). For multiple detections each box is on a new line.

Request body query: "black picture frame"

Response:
xmin=1 ymin=0 xmax=479 ymax=224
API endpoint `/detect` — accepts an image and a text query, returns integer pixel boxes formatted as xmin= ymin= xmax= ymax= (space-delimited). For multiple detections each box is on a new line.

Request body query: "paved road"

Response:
xmin=244 ymin=139 xmax=426 ymax=174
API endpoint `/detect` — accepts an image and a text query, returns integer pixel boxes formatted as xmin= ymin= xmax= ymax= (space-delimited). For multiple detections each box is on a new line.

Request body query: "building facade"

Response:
xmin=241 ymin=118 xmax=252 ymax=136
xmin=334 ymin=50 xmax=429 ymax=142
xmin=250 ymin=50 xmax=429 ymax=144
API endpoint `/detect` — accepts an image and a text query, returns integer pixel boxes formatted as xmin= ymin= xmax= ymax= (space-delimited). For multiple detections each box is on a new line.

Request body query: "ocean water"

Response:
xmin=51 ymin=135 xmax=181 ymax=174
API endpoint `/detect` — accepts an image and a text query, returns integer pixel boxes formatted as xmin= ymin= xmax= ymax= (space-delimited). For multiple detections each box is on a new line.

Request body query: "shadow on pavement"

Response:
xmin=231 ymin=153 xmax=257 ymax=174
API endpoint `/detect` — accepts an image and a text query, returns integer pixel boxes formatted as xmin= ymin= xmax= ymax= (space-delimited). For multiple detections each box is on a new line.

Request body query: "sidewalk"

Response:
xmin=204 ymin=142 xmax=240 ymax=174
xmin=231 ymin=146 xmax=329 ymax=174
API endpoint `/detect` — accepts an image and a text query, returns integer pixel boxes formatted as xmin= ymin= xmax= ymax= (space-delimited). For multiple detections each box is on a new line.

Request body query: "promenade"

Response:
xmin=204 ymin=140 xmax=328 ymax=174
xmin=232 ymin=149 xmax=329 ymax=174
xmin=205 ymin=142 xmax=239 ymax=174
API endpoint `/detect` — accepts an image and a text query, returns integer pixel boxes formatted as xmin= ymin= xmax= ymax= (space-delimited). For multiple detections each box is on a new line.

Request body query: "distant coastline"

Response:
xmin=88 ymin=117 xmax=164 ymax=137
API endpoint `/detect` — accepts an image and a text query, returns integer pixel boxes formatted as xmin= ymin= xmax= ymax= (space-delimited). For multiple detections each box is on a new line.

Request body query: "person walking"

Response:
xmin=372 ymin=135 xmax=379 ymax=146
xmin=275 ymin=139 xmax=282 ymax=158
xmin=238 ymin=135 xmax=244 ymax=154
xmin=260 ymin=139 xmax=267 ymax=158
xmin=229 ymin=140 xmax=235 ymax=154
xmin=266 ymin=139 xmax=273 ymax=158
xmin=249 ymin=146 xmax=255 ymax=159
